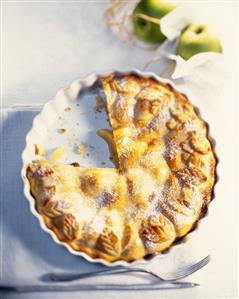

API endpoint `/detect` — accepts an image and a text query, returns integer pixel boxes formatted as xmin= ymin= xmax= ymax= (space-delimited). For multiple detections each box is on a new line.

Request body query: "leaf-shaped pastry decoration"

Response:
xmin=36 ymin=185 xmax=56 ymax=206
xmin=134 ymin=99 xmax=154 ymax=126
xmin=140 ymin=215 xmax=173 ymax=244
xmin=175 ymin=113 xmax=188 ymax=123
xmin=176 ymin=167 xmax=207 ymax=187
xmin=43 ymin=198 xmax=71 ymax=218
xmin=190 ymin=131 xmax=210 ymax=154
xmin=81 ymin=174 xmax=101 ymax=197
xmin=113 ymin=96 xmax=131 ymax=125
xmin=188 ymin=153 xmax=205 ymax=168
xmin=166 ymin=118 xmax=177 ymax=130
xmin=170 ymin=105 xmax=182 ymax=117
xmin=62 ymin=214 xmax=79 ymax=241
xmin=173 ymin=185 xmax=202 ymax=216
xmin=163 ymin=174 xmax=196 ymax=216
xmin=181 ymin=152 xmax=191 ymax=164
xmin=180 ymin=186 xmax=197 ymax=209
xmin=97 ymin=191 xmax=115 ymax=208
xmin=97 ymin=228 xmax=120 ymax=257
xmin=167 ymin=155 xmax=182 ymax=171
xmin=180 ymin=141 xmax=193 ymax=154
xmin=34 ymin=166 xmax=54 ymax=177
xmin=170 ymin=102 xmax=191 ymax=120
xmin=150 ymin=100 xmax=161 ymax=116
xmin=121 ymin=225 xmax=132 ymax=251
xmin=127 ymin=179 xmax=134 ymax=196
xmin=165 ymin=139 xmax=182 ymax=171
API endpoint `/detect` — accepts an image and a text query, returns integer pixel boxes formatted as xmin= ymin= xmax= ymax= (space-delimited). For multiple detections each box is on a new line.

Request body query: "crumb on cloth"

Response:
xmin=59 ymin=128 xmax=67 ymax=134
xmin=95 ymin=95 xmax=105 ymax=112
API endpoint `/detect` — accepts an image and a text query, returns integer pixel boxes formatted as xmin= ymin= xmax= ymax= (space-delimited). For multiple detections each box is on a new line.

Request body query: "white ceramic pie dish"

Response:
xmin=21 ymin=69 xmax=218 ymax=267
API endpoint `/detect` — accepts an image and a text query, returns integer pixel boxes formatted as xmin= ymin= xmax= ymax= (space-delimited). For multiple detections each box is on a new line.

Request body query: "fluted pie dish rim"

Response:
xmin=21 ymin=69 xmax=218 ymax=267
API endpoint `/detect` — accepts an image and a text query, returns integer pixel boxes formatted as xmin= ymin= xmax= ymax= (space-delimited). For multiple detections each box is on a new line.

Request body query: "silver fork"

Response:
xmin=0 ymin=257 xmax=208 ymax=293
xmin=51 ymin=255 xmax=210 ymax=283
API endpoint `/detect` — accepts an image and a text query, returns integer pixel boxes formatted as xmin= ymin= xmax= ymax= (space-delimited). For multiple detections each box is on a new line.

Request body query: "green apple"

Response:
xmin=132 ymin=0 xmax=176 ymax=44
xmin=177 ymin=24 xmax=222 ymax=60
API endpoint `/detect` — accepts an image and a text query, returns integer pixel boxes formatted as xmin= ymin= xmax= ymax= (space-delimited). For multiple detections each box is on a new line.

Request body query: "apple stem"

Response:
xmin=135 ymin=13 xmax=161 ymax=25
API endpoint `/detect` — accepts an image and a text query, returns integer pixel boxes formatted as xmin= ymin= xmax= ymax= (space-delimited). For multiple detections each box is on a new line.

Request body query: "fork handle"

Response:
xmin=0 ymin=281 xmax=198 ymax=293
xmin=51 ymin=267 xmax=154 ymax=282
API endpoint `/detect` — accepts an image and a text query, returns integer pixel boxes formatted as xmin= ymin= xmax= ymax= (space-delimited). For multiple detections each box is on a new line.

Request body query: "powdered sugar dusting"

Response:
xmin=96 ymin=191 xmax=115 ymax=208
xmin=144 ymin=240 xmax=155 ymax=249
xmin=165 ymin=140 xmax=181 ymax=161
xmin=182 ymin=119 xmax=201 ymax=132
xmin=89 ymin=216 xmax=106 ymax=234
xmin=145 ymin=187 xmax=164 ymax=218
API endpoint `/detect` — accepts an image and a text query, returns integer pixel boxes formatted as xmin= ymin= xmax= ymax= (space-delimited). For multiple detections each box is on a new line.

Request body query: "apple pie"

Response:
xmin=26 ymin=73 xmax=216 ymax=262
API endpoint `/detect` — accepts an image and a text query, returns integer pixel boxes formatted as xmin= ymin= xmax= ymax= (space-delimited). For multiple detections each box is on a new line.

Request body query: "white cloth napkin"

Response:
xmin=130 ymin=3 xmax=227 ymax=102
xmin=159 ymin=3 xmax=228 ymax=95
xmin=0 ymin=106 xmax=213 ymax=298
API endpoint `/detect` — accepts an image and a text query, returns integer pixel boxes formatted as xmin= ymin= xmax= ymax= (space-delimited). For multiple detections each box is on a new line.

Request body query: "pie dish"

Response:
xmin=23 ymin=71 xmax=217 ymax=264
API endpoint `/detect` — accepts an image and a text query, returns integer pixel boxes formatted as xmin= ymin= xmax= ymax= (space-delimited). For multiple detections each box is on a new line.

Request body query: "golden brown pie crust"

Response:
xmin=26 ymin=73 xmax=216 ymax=262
